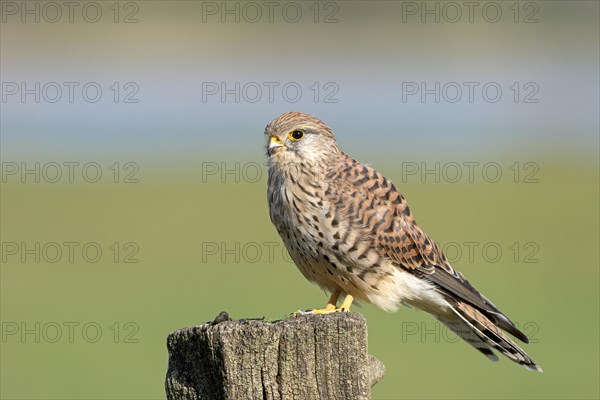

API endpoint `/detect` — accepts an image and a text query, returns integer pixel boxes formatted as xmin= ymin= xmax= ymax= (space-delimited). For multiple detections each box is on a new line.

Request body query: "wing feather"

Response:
xmin=328 ymin=156 xmax=530 ymax=343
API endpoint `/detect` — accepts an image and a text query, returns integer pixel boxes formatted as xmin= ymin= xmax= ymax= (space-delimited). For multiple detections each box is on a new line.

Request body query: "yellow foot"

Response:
xmin=294 ymin=307 xmax=342 ymax=316
xmin=294 ymin=304 xmax=336 ymax=316
xmin=311 ymin=304 xmax=341 ymax=315
xmin=294 ymin=294 xmax=354 ymax=316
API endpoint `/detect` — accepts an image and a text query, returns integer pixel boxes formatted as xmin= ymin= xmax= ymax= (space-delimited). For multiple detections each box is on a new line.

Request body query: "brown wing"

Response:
xmin=327 ymin=155 xmax=529 ymax=343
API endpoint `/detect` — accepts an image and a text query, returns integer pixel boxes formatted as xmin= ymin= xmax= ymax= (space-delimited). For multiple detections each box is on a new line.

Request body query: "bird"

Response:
xmin=265 ymin=111 xmax=542 ymax=372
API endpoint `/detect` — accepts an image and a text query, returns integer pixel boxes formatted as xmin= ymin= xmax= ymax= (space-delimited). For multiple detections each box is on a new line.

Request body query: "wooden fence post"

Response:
xmin=165 ymin=312 xmax=385 ymax=400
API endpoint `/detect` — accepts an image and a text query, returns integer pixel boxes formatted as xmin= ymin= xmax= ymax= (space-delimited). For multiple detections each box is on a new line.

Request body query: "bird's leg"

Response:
xmin=295 ymin=289 xmax=358 ymax=316
xmin=324 ymin=288 xmax=341 ymax=311
xmin=338 ymin=294 xmax=354 ymax=312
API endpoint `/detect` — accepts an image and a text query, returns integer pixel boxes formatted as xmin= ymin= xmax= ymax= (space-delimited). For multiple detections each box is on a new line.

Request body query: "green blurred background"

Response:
xmin=1 ymin=1 xmax=598 ymax=399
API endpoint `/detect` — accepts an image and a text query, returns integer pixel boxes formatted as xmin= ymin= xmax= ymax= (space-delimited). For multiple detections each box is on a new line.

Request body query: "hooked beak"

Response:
xmin=267 ymin=136 xmax=283 ymax=157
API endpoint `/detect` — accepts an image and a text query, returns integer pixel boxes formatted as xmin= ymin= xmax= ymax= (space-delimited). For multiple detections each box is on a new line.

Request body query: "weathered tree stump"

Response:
xmin=165 ymin=312 xmax=385 ymax=400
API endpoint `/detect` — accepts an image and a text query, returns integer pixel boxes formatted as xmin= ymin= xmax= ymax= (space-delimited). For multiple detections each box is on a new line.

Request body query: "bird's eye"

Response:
xmin=289 ymin=130 xmax=305 ymax=141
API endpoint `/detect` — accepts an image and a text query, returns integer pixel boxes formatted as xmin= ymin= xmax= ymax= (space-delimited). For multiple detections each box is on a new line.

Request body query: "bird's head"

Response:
xmin=264 ymin=112 xmax=341 ymax=169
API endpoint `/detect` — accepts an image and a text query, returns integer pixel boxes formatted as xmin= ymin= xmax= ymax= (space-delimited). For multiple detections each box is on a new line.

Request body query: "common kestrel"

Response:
xmin=265 ymin=112 xmax=541 ymax=371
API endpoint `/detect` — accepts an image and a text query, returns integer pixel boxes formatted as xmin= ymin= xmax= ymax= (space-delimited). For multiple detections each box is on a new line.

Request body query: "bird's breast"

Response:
xmin=267 ymin=167 xmax=402 ymax=300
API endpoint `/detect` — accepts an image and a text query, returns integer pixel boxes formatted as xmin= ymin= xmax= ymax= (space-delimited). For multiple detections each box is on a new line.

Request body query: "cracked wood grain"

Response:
xmin=165 ymin=312 xmax=385 ymax=400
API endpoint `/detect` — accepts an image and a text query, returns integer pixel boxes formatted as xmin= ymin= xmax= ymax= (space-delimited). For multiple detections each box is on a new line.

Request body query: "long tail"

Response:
xmin=436 ymin=300 xmax=542 ymax=372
